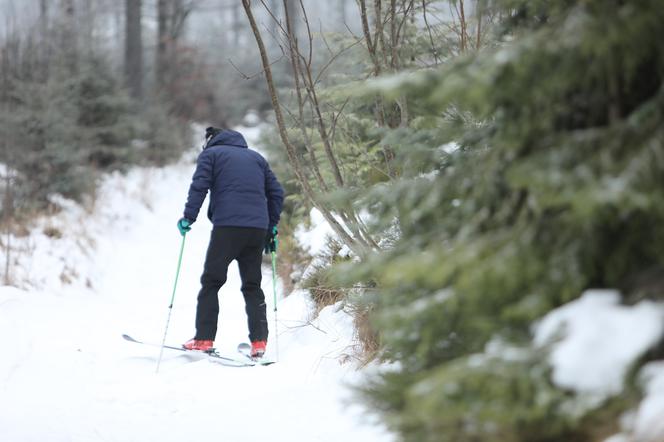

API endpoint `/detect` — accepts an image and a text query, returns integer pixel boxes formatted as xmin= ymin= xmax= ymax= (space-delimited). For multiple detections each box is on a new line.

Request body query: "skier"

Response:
xmin=177 ymin=127 xmax=284 ymax=358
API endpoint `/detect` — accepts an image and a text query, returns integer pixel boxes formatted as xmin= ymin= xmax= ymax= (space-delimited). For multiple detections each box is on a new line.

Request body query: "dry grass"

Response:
xmin=308 ymin=284 xmax=347 ymax=314
xmin=347 ymin=300 xmax=380 ymax=365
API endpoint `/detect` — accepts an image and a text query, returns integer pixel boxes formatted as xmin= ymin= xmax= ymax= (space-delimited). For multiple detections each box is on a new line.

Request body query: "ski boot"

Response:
xmin=250 ymin=340 xmax=267 ymax=359
xmin=183 ymin=338 xmax=214 ymax=352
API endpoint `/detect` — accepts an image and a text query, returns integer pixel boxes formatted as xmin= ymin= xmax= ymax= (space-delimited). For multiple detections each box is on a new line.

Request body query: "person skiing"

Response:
xmin=177 ymin=127 xmax=284 ymax=358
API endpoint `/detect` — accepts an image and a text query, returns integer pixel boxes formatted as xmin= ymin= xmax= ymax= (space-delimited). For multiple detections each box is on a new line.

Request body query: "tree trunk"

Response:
xmin=81 ymin=0 xmax=95 ymax=57
xmin=285 ymin=0 xmax=298 ymax=41
xmin=459 ymin=0 xmax=468 ymax=53
xmin=60 ymin=0 xmax=77 ymax=74
xmin=40 ymin=1 xmax=49 ymax=29
xmin=39 ymin=0 xmax=51 ymax=79
xmin=3 ymin=166 xmax=11 ymax=286
xmin=156 ymin=0 xmax=169 ymax=90
xmin=125 ymin=0 xmax=143 ymax=100
xmin=156 ymin=0 xmax=193 ymax=92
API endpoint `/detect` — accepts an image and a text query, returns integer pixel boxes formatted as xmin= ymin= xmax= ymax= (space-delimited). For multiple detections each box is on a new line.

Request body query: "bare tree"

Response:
xmin=80 ymin=0 xmax=96 ymax=56
xmin=285 ymin=0 xmax=298 ymax=39
xmin=421 ymin=0 xmax=439 ymax=65
xmin=439 ymin=1 xmax=495 ymax=55
xmin=1 ymin=161 xmax=12 ymax=286
xmin=60 ymin=0 xmax=77 ymax=74
xmin=156 ymin=0 xmax=194 ymax=91
xmin=242 ymin=0 xmax=380 ymax=257
xmin=34 ymin=0 xmax=52 ymax=80
xmin=156 ymin=0 xmax=171 ymax=89
xmin=0 ymin=36 xmax=14 ymax=285
xmin=125 ymin=0 xmax=143 ymax=100
xmin=357 ymin=0 xmax=415 ymax=129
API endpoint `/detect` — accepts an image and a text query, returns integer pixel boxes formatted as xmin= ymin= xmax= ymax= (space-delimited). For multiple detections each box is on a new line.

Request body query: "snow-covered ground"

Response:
xmin=0 ymin=126 xmax=392 ymax=442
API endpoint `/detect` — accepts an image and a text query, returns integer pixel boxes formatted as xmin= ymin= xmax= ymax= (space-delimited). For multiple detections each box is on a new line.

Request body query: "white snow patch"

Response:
xmin=534 ymin=290 xmax=664 ymax=398
xmin=632 ymin=362 xmax=664 ymax=441
xmin=0 ymin=162 xmax=18 ymax=179
xmin=295 ymin=207 xmax=337 ymax=257
xmin=604 ymin=435 xmax=630 ymax=442
xmin=419 ymin=170 xmax=439 ymax=180
xmin=439 ymin=141 xmax=460 ymax=154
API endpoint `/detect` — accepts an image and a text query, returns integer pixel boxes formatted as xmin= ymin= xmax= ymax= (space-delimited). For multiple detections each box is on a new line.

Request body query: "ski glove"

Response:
xmin=264 ymin=226 xmax=278 ymax=254
xmin=177 ymin=217 xmax=192 ymax=236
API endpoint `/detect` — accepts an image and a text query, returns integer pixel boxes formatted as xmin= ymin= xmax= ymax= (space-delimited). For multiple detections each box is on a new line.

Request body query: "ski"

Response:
xmin=236 ymin=342 xmax=276 ymax=366
xmin=122 ymin=334 xmax=256 ymax=367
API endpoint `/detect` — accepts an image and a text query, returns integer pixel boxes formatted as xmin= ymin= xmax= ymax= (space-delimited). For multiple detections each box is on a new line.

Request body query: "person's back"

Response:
xmin=183 ymin=129 xmax=282 ymax=230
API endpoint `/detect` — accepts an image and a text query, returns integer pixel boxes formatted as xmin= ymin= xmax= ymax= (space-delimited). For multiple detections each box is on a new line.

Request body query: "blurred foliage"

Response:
xmin=0 ymin=40 xmax=189 ymax=219
xmin=323 ymin=0 xmax=664 ymax=440
xmin=363 ymin=347 xmax=584 ymax=442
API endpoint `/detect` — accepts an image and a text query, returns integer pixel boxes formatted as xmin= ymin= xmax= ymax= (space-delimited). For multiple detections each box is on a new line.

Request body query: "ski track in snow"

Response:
xmin=0 ymin=127 xmax=392 ymax=442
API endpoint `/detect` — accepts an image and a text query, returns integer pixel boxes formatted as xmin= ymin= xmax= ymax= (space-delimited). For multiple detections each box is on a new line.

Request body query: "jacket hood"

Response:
xmin=206 ymin=129 xmax=248 ymax=149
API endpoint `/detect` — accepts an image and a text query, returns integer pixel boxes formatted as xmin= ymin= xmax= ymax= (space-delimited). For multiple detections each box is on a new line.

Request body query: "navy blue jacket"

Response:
xmin=183 ymin=129 xmax=284 ymax=230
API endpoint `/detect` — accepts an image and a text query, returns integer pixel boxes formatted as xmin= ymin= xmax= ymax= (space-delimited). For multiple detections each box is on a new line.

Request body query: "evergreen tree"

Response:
xmin=344 ymin=0 xmax=664 ymax=439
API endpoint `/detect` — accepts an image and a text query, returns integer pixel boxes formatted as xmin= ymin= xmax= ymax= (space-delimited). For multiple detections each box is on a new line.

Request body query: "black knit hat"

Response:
xmin=205 ymin=126 xmax=223 ymax=141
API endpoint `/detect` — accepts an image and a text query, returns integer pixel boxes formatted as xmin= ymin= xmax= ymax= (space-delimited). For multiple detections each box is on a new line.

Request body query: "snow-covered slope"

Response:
xmin=0 ymin=126 xmax=392 ymax=442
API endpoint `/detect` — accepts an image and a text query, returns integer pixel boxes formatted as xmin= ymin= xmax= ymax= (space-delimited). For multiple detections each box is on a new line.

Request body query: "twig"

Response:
xmin=281 ymin=319 xmax=329 ymax=334
xmin=227 ymin=54 xmax=285 ymax=80
xmin=422 ymin=0 xmax=440 ymax=64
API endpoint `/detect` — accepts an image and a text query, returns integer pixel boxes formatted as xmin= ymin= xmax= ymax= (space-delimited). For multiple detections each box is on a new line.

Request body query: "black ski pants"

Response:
xmin=195 ymin=226 xmax=268 ymax=343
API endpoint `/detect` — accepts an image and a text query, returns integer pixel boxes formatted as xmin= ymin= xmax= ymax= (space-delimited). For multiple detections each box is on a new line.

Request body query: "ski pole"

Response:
xmin=156 ymin=233 xmax=187 ymax=374
xmin=271 ymin=250 xmax=279 ymax=362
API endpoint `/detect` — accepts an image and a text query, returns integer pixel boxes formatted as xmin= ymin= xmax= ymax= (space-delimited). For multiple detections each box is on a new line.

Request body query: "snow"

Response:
xmin=534 ymin=290 xmax=664 ymax=398
xmin=0 ymin=129 xmax=392 ymax=441
xmin=535 ymin=290 xmax=664 ymax=441
xmin=439 ymin=141 xmax=460 ymax=154
xmin=295 ymin=208 xmax=337 ymax=257
xmin=605 ymin=361 xmax=664 ymax=442
xmin=633 ymin=362 xmax=664 ymax=441
xmin=604 ymin=435 xmax=630 ymax=442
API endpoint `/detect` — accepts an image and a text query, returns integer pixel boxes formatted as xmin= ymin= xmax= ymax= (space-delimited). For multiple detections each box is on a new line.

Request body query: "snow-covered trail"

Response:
xmin=0 ymin=128 xmax=391 ymax=442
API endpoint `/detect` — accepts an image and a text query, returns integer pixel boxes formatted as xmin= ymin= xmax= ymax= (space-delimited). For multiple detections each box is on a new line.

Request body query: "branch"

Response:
xmin=375 ymin=0 xmax=390 ymax=69
xmin=422 ymin=0 xmax=440 ymax=65
xmin=395 ymin=0 xmax=415 ymax=52
xmin=299 ymin=0 xmax=314 ymax=70
xmin=227 ymin=54 xmax=285 ymax=80
xmin=313 ymin=38 xmax=365 ymax=86
xmin=358 ymin=0 xmax=380 ymax=75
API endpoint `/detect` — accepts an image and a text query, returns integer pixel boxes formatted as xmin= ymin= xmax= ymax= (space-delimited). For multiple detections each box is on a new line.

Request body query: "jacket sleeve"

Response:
xmin=264 ymin=163 xmax=284 ymax=228
xmin=183 ymin=149 xmax=214 ymax=223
